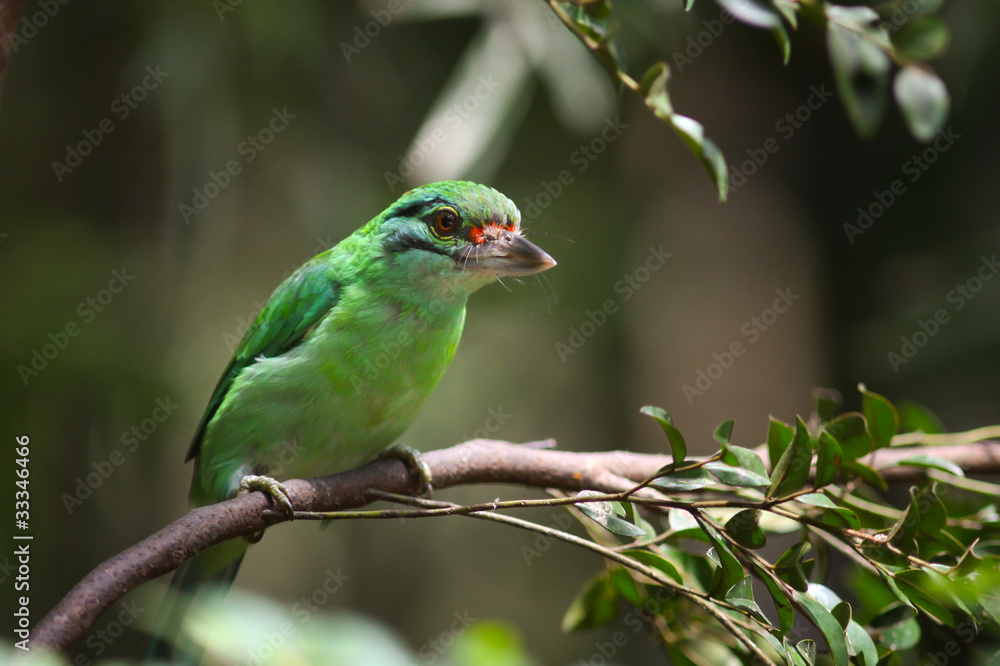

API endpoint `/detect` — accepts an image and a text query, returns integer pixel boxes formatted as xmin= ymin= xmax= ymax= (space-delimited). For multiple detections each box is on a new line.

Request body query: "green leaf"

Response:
xmin=894 ymin=65 xmax=950 ymax=142
xmin=714 ymin=419 xmax=734 ymax=446
xmin=766 ymin=417 xmax=795 ymax=470
xmin=609 ymin=567 xmax=644 ymax=606
xmin=797 ymin=493 xmax=860 ymax=529
xmin=775 ymin=541 xmax=812 ymax=592
xmin=716 ymin=0 xmax=782 ymax=29
xmin=702 ymin=520 xmax=745 ymax=590
xmin=812 ymin=387 xmax=842 ymax=423
xmin=773 ymin=22 xmax=791 ymax=65
xmin=815 ymin=430 xmax=843 ymax=487
xmin=825 ymin=412 xmax=873 ymax=460
xmin=652 ymin=467 xmax=716 ymax=492
xmin=893 ymin=15 xmax=950 ymax=60
xmin=762 ymin=572 xmax=795 ymax=635
xmin=869 ymin=603 xmax=921 ymax=650
xmin=767 ymin=416 xmax=813 ymax=498
xmin=637 ymin=63 xmax=673 ymax=119
xmin=827 ymin=17 xmax=890 ymax=138
xmin=626 ymin=550 xmax=684 ymax=585
xmin=846 ymin=618 xmax=879 ymax=665
xmin=894 ymin=574 xmax=955 ymax=625
xmin=669 ymin=114 xmax=729 ymax=202
xmin=842 ymin=459 xmax=888 ymax=491
xmin=575 ymin=491 xmax=647 ymax=537
xmin=794 ymin=587 xmax=849 ymax=665
xmin=562 ymin=572 xmax=617 ymax=631
xmin=859 ymin=384 xmax=899 ymax=449
xmin=895 ymin=454 xmax=964 ymax=478
xmin=896 ymin=400 xmax=945 ymax=435
xmin=721 ymin=445 xmax=768 ymax=479
xmin=725 ymin=509 xmax=767 ymax=549
xmin=703 ymin=461 xmax=770 ymax=488
xmin=726 ymin=575 xmax=770 ymax=625
xmin=641 ymin=406 xmax=686 ymax=467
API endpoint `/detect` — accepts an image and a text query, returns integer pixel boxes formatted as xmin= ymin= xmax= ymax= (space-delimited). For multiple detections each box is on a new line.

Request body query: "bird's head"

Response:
xmin=370 ymin=181 xmax=556 ymax=294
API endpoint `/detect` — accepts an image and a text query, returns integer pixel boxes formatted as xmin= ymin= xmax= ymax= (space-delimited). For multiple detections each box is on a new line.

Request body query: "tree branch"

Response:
xmin=33 ymin=438 xmax=1000 ymax=652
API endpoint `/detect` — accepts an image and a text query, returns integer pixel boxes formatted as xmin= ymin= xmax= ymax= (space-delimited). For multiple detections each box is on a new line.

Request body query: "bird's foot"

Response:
xmin=237 ymin=475 xmax=294 ymax=543
xmin=376 ymin=444 xmax=433 ymax=497
xmin=238 ymin=474 xmax=294 ymax=514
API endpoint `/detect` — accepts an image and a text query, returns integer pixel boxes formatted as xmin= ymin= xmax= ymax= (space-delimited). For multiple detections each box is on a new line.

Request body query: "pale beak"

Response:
xmin=459 ymin=232 xmax=557 ymax=276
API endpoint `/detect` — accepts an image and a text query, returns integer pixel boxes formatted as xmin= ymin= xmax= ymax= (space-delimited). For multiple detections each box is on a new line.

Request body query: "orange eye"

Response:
xmin=432 ymin=207 xmax=459 ymax=238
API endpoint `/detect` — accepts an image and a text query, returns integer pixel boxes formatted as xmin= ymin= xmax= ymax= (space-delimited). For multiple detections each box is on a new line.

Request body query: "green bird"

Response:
xmin=149 ymin=180 xmax=555 ymax=660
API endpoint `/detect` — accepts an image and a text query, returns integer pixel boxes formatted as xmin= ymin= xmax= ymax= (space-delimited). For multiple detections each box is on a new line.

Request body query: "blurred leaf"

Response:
xmin=768 ymin=416 xmax=813 ymax=498
xmin=773 ymin=22 xmax=792 ymax=65
xmin=893 ymin=15 xmax=950 ymax=60
xmin=797 ymin=492 xmax=861 ymax=529
xmin=715 ymin=0 xmax=782 ymax=28
xmin=896 ymin=400 xmax=945 ymax=435
xmin=575 ymin=490 xmax=647 ymax=537
xmin=869 ymin=603 xmax=921 ymax=650
xmin=859 ymin=384 xmax=899 ymax=449
xmin=842 ymin=459 xmax=888 ymax=491
xmin=826 ymin=14 xmax=890 ymax=138
xmin=670 ymin=114 xmax=729 ymax=202
xmin=450 ymin=621 xmax=534 ymax=666
xmin=714 ymin=418 xmax=734 ymax=446
xmin=642 ymin=405 xmax=686 ymax=467
xmin=767 ymin=417 xmax=795 ymax=469
xmin=562 ymin=572 xmax=618 ymax=631
xmin=626 ymin=550 xmax=684 ymax=585
xmin=813 ymin=387 xmax=842 ymax=423
xmin=894 ymin=65 xmax=950 ymax=142
xmin=704 ymin=460 xmax=770 ymax=488
xmin=638 ymin=62 xmax=673 ymax=118
xmin=895 ymin=454 xmax=964 ymax=478
xmin=609 ymin=567 xmax=644 ymax=606
xmin=894 ymin=574 xmax=955 ymax=625
xmin=826 ymin=412 xmax=873 ymax=460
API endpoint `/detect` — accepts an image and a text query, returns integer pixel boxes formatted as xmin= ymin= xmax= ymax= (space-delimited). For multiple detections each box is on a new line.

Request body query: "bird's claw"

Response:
xmin=377 ymin=444 xmax=434 ymax=497
xmin=238 ymin=474 xmax=294 ymax=515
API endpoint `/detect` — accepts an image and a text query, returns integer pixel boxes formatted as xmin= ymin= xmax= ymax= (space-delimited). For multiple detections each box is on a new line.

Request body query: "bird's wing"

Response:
xmin=185 ymin=256 xmax=341 ymax=462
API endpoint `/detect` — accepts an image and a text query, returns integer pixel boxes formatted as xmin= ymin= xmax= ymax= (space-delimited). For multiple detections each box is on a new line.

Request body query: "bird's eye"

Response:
xmin=431 ymin=207 xmax=459 ymax=239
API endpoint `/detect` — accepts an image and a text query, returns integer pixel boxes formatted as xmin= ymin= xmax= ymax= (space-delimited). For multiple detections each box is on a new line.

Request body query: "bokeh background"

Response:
xmin=2 ymin=0 xmax=999 ymax=662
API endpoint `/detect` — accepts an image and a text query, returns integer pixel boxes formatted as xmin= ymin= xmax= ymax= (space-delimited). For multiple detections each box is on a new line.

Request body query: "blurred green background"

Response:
xmin=2 ymin=0 xmax=999 ymax=663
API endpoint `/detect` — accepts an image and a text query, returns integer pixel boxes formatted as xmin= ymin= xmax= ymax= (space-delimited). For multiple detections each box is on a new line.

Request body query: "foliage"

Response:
xmin=554 ymin=385 xmax=1000 ymax=664
xmin=549 ymin=0 xmax=953 ymax=201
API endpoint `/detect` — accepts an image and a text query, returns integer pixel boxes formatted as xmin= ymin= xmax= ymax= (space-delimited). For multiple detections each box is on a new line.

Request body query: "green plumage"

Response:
xmin=149 ymin=181 xmax=555 ymax=661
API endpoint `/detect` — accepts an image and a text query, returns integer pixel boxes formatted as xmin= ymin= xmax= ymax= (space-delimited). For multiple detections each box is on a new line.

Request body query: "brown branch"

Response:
xmin=33 ymin=438 xmax=1000 ymax=652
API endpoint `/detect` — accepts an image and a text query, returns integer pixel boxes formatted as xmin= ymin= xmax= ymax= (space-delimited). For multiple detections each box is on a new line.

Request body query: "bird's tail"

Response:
xmin=145 ymin=539 xmax=247 ymax=664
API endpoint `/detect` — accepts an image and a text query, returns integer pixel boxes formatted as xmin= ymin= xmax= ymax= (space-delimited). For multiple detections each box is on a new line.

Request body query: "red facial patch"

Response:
xmin=468 ymin=222 xmax=515 ymax=245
